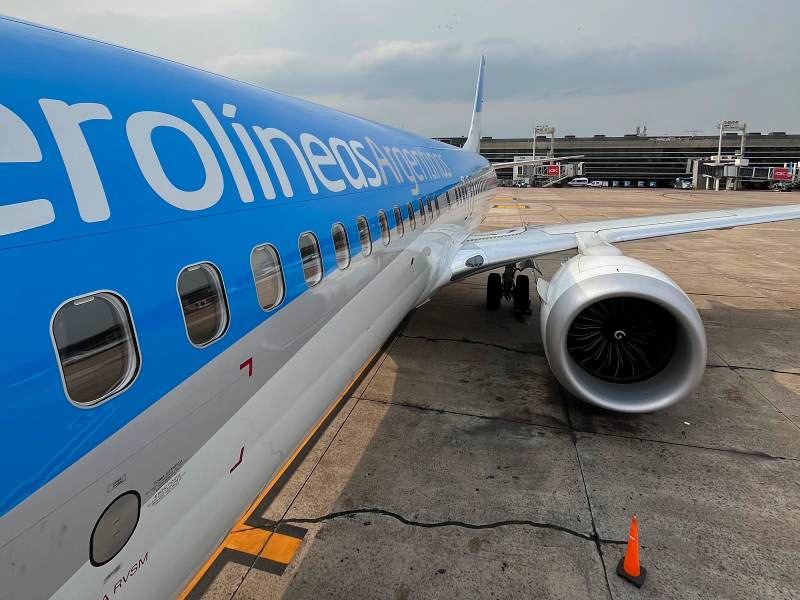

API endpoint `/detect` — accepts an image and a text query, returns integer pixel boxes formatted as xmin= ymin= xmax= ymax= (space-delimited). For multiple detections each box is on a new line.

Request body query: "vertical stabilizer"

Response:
xmin=463 ymin=55 xmax=485 ymax=154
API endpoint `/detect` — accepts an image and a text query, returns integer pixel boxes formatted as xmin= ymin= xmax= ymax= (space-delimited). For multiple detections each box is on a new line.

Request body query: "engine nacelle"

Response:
xmin=538 ymin=253 xmax=706 ymax=413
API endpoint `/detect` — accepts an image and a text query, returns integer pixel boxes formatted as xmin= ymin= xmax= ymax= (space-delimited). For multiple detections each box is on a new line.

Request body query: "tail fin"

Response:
xmin=463 ymin=55 xmax=485 ymax=154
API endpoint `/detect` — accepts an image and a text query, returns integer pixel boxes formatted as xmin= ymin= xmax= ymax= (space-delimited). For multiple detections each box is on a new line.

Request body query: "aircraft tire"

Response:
xmin=513 ymin=274 xmax=530 ymax=312
xmin=487 ymin=272 xmax=502 ymax=310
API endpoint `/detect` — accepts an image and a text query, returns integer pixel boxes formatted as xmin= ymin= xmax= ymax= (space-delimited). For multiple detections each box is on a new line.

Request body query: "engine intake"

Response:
xmin=540 ymin=254 xmax=706 ymax=413
xmin=567 ymin=297 xmax=677 ymax=384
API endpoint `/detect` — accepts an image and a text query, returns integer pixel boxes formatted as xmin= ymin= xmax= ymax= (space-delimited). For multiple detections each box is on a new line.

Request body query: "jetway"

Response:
xmin=541 ymin=173 xmax=571 ymax=187
xmin=512 ymin=159 xmax=584 ymax=187
xmin=689 ymin=156 xmax=797 ymax=190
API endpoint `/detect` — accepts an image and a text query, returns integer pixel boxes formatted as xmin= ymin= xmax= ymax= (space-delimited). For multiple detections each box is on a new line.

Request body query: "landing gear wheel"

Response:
xmin=513 ymin=274 xmax=531 ymax=314
xmin=486 ymin=273 xmax=502 ymax=310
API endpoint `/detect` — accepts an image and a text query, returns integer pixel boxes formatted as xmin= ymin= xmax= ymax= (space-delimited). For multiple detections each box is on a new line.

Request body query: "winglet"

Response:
xmin=463 ymin=55 xmax=485 ymax=154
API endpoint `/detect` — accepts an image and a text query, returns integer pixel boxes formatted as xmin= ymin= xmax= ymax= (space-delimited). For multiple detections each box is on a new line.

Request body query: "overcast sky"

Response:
xmin=3 ymin=0 xmax=799 ymax=138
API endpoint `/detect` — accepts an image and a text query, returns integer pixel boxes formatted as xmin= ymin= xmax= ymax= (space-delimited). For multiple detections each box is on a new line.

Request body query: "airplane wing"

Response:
xmin=450 ymin=203 xmax=800 ymax=280
xmin=491 ymin=155 xmax=583 ymax=170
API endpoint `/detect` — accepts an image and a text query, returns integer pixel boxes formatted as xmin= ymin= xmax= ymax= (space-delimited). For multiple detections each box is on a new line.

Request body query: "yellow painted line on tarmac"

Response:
xmin=178 ymin=346 xmax=384 ymax=598
xmin=225 ymin=527 xmax=271 ymax=556
xmin=260 ymin=532 xmax=303 ymax=564
xmin=224 ymin=528 xmax=302 ymax=565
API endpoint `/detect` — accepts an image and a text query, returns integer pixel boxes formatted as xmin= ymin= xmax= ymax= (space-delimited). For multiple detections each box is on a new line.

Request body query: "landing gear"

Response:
xmin=485 ymin=263 xmax=534 ymax=314
xmin=486 ymin=272 xmax=502 ymax=310
xmin=513 ymin=274 xmax=531 ymax=314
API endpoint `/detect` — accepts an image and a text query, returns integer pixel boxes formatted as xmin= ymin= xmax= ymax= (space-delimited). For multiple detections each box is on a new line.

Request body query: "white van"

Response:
xmin=589 ymin=180 xmax=603 ymax=187
xmin=567 ymin=177 xmax=589 ymax=187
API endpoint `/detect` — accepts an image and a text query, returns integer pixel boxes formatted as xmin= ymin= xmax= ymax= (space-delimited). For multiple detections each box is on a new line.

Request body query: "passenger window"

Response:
xmin=445 ymin=191 xmax=452 ymax=209
xmin=393 ymin=206 xmax=404 ymax=238
xmin=426 ymin=198 xmax=434 ymax=219
xmin=418 ymin=198 xmax=426 ymax=224
xmin=298 ymin=232 xmax=323 ymax=287
xmin=331 ymin=222 xmax=351 ymax=270
xmin=178 ymin=263 xmax=229 ymax=347
xmin=406 ymin=202 xmax=416 ymax=230
xmin=52 ymin=292 xmax=140 ymax=405
xmin=433 ymin=197 xmax=441 ymax=217
xmin=356 ymin=216 xmax=372 ymax=256
xmin=250 ymin=244 xmax=284 ymax=310
xmin=377 ymin=210 xmax=390 ymax=245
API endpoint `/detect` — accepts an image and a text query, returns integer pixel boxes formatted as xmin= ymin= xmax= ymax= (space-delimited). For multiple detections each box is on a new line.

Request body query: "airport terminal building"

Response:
xmin=437 ymin=132 xmax=800 ymax=187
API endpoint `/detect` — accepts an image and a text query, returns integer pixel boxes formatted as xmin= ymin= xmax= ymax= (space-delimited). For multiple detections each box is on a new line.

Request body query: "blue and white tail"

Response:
xmin=463 ymin=55 xmax=485 ymax=154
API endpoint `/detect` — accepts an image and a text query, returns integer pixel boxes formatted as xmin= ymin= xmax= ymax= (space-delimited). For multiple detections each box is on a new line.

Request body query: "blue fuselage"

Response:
xmin=0 ymin=16 xmax=493 ymax=600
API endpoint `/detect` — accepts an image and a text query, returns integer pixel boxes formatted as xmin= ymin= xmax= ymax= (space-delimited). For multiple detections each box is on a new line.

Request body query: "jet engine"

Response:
xmin=537 ymin=251 xmax=706 ymax=413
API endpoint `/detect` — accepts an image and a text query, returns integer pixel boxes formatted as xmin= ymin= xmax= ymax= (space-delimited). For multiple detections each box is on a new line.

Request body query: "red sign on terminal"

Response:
xmin=773 ymin=167 xmax=791 ymax=181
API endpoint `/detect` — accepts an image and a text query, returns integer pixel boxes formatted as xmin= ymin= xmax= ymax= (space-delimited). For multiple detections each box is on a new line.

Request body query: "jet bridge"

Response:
xmin=512 ymin=159 xmax=584 ymax=187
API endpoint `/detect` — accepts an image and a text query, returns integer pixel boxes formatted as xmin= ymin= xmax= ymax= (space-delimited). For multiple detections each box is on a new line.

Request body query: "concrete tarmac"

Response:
xmin=197 ymin=188 xmax=800 ymax=600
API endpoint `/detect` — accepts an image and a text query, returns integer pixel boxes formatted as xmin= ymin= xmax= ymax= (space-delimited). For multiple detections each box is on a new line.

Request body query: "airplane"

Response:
xmin=2 ymin=15 xmax=800 ymax=600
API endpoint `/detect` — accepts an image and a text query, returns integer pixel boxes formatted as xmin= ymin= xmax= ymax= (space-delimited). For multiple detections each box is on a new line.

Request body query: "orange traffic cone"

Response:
xmin=616 ymin=515 xmax=646 ymax=587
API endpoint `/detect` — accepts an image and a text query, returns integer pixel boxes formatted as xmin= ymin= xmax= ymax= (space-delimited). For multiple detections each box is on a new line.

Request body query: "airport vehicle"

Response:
xmin=2 ymin=16 xmax=800 ymax=600
xmin=770 ymin=181 xmax=794 ymax=192
xmin=588 ymin=180 xmax=603 ymax=187
xmin=567 ymin=177 xmax=589 ymax=187
xmin=675 ymin=177 xmax=693 ymax=189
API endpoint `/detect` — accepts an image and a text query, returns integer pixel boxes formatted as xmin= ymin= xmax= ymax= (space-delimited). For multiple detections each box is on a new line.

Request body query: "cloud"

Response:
xmin=205 ymin=48 xmax=306 ymax=77
xmin=2 ymin=1 xmax=797 ymax=137
xmin=208 ymin=38 xmax=723 ymax=105
xmin=18 ymin=0 xmax=273 ymax=20
xmin=350 ymin=40 xmax=459 ymax=69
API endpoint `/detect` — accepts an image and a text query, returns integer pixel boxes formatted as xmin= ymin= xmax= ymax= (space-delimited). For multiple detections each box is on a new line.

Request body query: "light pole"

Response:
xmin=533 ymin=125 xmax=555 ymax=164
xmin=717 ymin=120 xmax=746 ymax=163
xmin=715 ymin=120 xmax=747 ymax=191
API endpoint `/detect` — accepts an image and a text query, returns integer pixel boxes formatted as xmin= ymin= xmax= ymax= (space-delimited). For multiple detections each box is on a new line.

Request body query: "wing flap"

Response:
xmin=451 ymin=203 xmax=800 ymax=280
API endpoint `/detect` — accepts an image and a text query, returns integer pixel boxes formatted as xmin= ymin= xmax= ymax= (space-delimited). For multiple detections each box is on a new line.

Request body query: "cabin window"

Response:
xmin=426 ymin=198 xmax=434 ymax=219
xmin=250 ymin=244 xmax=284 ymax=310
xmin=433 ymin=197 xmax=441 ymax=217
xmin=177 ymin=263 xmax=229 ymax=347
xmin=52 ymin=292 xmax=140 ymax=405
xmin=445 ymin=191 xmax=452 ymax=209
xmin=406 ymin=202 xmax=416 ymax=230
xmin=356 ymin=216 xmax=372 ymax=256
xmin=377 ymin=210 xmax=390 ymax=245
xmin=298 ymin=232 xmax=323 ymax=287
xmin=418 ymin=198 xmax=426 ymax=224
xmin=393 ymin=206 xmax=404 ymax=238
xmin=332 ymin=222 xmax=351 ymax=269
